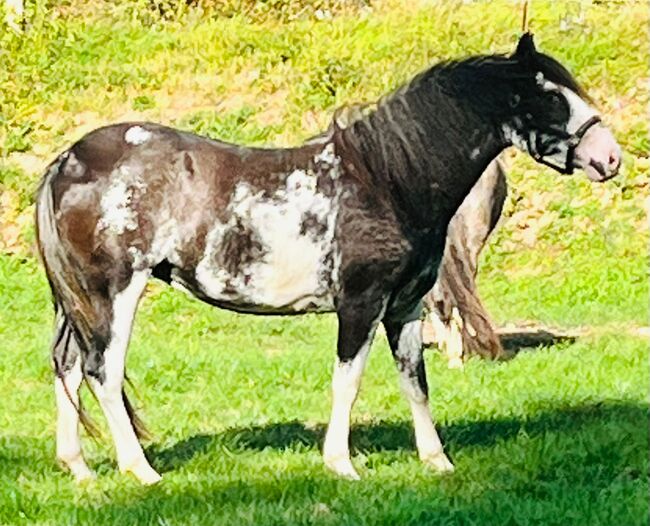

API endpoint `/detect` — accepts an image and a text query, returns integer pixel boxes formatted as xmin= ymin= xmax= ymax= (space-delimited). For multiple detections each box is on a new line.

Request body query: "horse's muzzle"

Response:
xmin=574 ymin=124 xmax=622 ymax=182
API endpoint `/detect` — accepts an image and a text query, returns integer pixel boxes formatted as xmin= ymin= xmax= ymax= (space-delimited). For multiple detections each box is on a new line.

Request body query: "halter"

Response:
xmin=529 ymin=115 xmax=602 ymax=175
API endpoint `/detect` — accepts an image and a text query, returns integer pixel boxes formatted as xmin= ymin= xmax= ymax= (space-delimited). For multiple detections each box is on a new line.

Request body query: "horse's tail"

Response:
xmin=35 ymin=152 xmax=149 ymax=440
xmin=50 ymin=307 xmax=101 ymax=438
xmin=36 ymin=152 xmax=100 ymax=437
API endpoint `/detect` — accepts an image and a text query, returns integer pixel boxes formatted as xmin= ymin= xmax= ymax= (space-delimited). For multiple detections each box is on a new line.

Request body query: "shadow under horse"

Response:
xmin=148 ymin=401 xmax=646 ymax=474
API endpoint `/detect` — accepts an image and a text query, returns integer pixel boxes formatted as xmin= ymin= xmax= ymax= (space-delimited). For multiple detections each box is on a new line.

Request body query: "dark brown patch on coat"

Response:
xmin=182 ymin=152 xmax=195 ymax=178
xmin=58 ymin=206 xmax=100 ymax=263
xmin=214 ymin=220 xmax=266 ymax=277
xmin=300 ymin=211 xmax=328 ymax=239
xmin=72 ymin=124 xmax=131 ymax=172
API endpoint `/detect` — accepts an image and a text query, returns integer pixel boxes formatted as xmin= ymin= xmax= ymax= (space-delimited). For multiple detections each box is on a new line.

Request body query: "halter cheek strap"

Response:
xmin=530 ymin=115 xmax=602 ymax=175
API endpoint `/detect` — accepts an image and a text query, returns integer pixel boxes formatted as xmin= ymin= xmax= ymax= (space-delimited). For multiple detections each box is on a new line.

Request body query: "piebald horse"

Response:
xmin=36 ymin=34 xmax=620 ymax=483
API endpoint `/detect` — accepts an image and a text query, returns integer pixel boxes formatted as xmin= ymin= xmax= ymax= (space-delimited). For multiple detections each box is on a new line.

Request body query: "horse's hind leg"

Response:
xmin=53 ymin=313 xmax=93 ymax=481
xmin=85 ymin=270 xmax=160 ymax=485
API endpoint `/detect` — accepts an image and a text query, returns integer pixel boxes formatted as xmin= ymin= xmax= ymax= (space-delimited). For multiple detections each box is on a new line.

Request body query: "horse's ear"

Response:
xmin=513 ymin=32 xmax=536 ymax=61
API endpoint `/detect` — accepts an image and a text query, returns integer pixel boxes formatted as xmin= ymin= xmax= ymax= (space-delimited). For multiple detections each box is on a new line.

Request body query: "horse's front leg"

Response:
xmin=384 ymin=314 xmax=454 ymax=473
xmin=323 ymin=299 xmax=386 ymax=479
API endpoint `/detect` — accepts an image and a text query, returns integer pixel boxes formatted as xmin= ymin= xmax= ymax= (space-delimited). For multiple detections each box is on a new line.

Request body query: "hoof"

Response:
xmin=72 ymin=466 xmax=96 ymax=483
xmin=59 ymin=455 xmax=95 ymax=483
xmin=422 ymin=452 xmax=455 ymax=473
xmin=324 ymin=456 xmax=361 ymax=480
xmin=122 ymin=459 xmax=162 ymax=485
xmin=447 ymin=357 xmax=464 ymax=369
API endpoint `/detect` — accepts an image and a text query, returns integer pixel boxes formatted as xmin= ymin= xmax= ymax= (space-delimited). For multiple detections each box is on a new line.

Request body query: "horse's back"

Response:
xmin=40 ymin=122 xmax=342 ymax=314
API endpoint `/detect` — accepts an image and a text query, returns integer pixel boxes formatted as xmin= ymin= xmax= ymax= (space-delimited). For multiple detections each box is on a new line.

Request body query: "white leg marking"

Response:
xmin=323 ymin=311 xmax=384 ymax=480
xmin=323 ymin=350 xmax=370 ymax=479
xmin=396 ymin=320 xmax=454 ymax=473
xmin=55 ymin=356 xmax=94 ymax=481
xmin=89 ymin=270 xmax=161 ymax=485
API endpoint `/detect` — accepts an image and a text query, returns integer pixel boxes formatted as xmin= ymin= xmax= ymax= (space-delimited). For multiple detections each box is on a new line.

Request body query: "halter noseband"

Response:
xmin=529 ymin=115 xmax=602 ymax=175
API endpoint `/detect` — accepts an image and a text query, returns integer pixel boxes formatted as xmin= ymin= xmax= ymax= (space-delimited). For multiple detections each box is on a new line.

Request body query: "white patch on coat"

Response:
xmin=124 ymin=126 xmax=152 ymax=146
xmin=536 ymin=79 xmax=600 ymax=168
xmin=127 ymin=246 xmax=146 ymax=268
xmin=98 ymin=166 xmax=146 ymax=235
xmin=501 ymin=120 xmax=529 ymax=152
xmin=196 ymin=151 xmax=341 ymax=312
xmin=57 ymin=182 xmax=96 ymax=213
xmin=314 ymin=143 xmax=337 ymax=166
xmin=470 ymin=147 xmax=481 ymax=160
xmin=504 ymin=75 xmax=599 ymax=164
xmin=98 ymin=181 xmax=137 ymax=233
xmin=148 ymin=217 xmax=182 ymax=266
xmin=65 ymin=152 xmax=85 ymax=178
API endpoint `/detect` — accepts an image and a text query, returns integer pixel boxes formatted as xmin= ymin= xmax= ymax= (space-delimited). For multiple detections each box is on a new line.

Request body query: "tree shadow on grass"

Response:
xmin=147 ymin=401 xmax=648 ymax=473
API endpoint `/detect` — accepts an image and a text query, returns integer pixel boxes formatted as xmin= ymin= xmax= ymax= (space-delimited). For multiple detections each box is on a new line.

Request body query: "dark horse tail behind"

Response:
xmin=35 ymin=153 xmax=149 ymax=440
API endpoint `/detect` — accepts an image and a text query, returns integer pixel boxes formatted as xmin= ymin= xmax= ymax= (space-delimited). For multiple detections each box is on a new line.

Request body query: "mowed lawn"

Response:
xmin=1 ymin=1 xmax=648 ymax=525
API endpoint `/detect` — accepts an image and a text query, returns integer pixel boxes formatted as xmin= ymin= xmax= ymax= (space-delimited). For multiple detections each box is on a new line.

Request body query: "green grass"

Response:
xmin=1 ymin=0 xmax=648 ymax=524
xmin=0 ymin=254 xmax=648 ymax=526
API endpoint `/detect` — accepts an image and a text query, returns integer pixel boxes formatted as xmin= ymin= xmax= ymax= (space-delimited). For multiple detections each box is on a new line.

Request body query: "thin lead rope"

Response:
xmin=521 ymin=0 xmax=530 ymax=33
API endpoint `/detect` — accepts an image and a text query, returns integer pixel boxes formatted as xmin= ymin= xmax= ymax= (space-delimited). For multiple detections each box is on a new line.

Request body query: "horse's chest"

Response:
xmin=194 ymin=170 xmax=339 ymax=312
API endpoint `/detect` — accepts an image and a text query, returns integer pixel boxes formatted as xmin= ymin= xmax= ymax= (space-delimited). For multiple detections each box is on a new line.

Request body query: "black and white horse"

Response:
xmin=36 ymin=34 xmax=621 ymax=484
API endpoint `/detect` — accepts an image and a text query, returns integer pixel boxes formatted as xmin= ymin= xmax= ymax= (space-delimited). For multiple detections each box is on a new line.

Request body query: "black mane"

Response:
xmin=331 ymin=48 xmax=587 ymax=228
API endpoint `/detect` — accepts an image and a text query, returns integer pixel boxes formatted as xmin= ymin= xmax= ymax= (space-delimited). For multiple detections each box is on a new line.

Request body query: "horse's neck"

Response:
xmin=362 ymin=94 xmax=507 ymax=231
xmin=421 ymin=113 xmax=505 ymax=220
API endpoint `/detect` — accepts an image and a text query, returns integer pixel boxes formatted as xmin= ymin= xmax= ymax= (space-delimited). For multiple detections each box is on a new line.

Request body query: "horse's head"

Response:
xmin=503 ymin=33 xmax=621 ymax=182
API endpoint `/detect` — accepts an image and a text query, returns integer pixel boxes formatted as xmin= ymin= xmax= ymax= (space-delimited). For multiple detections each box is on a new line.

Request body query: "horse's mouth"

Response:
xmin=581 ymin=160 xmax=615 ymax=182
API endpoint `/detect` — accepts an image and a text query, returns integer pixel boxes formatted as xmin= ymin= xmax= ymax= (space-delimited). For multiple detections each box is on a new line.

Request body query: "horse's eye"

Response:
xmin=548 ymin=92 xmax=565 ymax=106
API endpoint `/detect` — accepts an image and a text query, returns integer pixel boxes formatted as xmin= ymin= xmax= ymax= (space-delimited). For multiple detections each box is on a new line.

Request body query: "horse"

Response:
xmin=423 ymin=158 xmax=507 ymax=367
xmin=36 ymin=33 xmax=621 ymax=484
